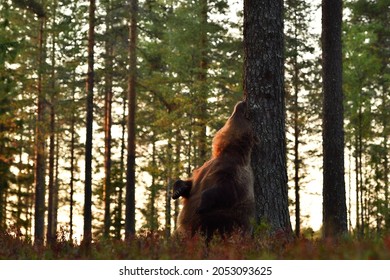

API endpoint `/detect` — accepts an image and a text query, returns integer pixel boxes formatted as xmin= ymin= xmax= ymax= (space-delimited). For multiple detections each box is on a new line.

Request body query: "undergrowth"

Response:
xmin=1 ymin=228 xmax=390 ymax=260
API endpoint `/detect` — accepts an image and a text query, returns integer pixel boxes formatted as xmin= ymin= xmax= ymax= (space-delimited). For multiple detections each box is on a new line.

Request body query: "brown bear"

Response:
xmin=172 ymin=100 xmax=255 ymax=240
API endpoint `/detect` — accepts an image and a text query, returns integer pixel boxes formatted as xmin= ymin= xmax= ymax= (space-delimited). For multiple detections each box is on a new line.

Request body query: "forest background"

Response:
xmin=0 ymin=0 xmax=389 ymax=257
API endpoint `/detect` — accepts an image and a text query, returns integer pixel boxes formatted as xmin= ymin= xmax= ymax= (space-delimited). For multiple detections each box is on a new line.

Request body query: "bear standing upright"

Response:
xmin=172 ymin=100 xmax=255 ymax=239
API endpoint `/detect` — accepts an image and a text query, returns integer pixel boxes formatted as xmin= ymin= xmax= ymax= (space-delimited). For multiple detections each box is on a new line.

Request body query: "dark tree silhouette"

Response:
xmin=244 ymin=0 xmax=292 ymax=236
xmin=125 ymin=0 xmax=138 ymax=239
xmin=84 ymin=0 xmax=95 ymax=249
xmin=322 ymin=0 xmax=348 ymax=238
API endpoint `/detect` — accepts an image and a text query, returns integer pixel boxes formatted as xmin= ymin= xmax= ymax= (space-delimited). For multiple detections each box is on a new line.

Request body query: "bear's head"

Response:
xmin=212 ymin=101 xmax=254 ymax=159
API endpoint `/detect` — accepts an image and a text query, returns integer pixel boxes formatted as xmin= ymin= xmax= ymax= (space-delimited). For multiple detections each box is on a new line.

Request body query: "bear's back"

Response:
xmin=176 ymin=156 xmax=254 ymax=236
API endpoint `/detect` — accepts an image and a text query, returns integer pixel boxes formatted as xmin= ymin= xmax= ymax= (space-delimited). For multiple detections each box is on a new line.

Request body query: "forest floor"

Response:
xmin=1 ymin=228 xmax=390 ymax=260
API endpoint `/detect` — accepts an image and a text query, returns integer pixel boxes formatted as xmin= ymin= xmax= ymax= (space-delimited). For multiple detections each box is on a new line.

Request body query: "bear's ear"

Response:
xmin=172 ymin=179 xmax=192 ymax=199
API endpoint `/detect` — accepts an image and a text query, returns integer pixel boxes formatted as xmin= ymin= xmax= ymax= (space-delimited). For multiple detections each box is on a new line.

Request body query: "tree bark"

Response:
xmin=322 ymin=0 xmax=348 ymax=238
xmin=196 ymin=0 xmax=208 ymax=166
xmin=115 ymin=99 xmax=127 ymax=239
xmin=103 ymin=0 xmax=113 ymax=238
xmin=244 ymin=0 xmax=292 ymax=236
xmin=125 ymin=0 xmax=138 ymax=239
xmin=47 ymin=0 xmax=58 ymax=244
xmin=34 ymin=15 xmax=46 ymax=246
xmin=69 ymin=99 xmax=75 ymax=242
xmin=84 ymin=0 xmax=95 ymax=249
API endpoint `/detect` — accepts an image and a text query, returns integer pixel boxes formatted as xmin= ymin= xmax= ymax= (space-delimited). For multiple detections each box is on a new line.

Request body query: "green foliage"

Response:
xmin=343 ymin=0 xmax=390 ymax=234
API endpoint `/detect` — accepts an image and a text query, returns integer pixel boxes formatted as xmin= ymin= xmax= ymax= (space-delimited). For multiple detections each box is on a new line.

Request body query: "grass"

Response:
xmin=1 ymin=228 xmax=390 ymax=260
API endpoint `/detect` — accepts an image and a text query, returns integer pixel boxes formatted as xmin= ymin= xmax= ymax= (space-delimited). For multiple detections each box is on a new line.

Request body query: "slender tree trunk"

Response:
xmin=103 ymin=2 xmax=113 ymax=238
xmin=47 ymin=0 xmax=57 ymax=244
xmin=69 ymin=105 xmax=75 ymax=242
xmin=84 ymin=0 xmax=95 ymax=249
xmin=358 ymin=106 xmax=365 ymax=236
xmin=293 ymin=73 xmax=300 ymax=238
xmin=244 ymin=0 xmax=292 ymax=236
xmin=16 ymin=136 xmax=24 ymax=230
xmin=151 ymin=140 xmax=157 ymax=232
xmin=355 ymin=132 xmax=360 ymax=235
xmin=165 ymin=138 xmax=171 ymax=237
xmin=125 ymin=0 xmax=138 ymax=239
xmin=0 ymin=132 xmax=6 ymax=230
xmin=348 ymin=145 xmax=352 ymax=231
xmin=27 ymin=149 xmax=34 ymax=236
xmin=174 ymin=130 xmax=181 ymax=230
xmin=322 ymin=0 xmax=347 ymax=238
xmin=382 ymin=84 xmax=389 ymax=230
xmin=69 ymin=31 xmax=78 ymax=243
xmin=292 ymin=33 xmax=301 ymax=237
xmin=196 ymin=0 xmax=208 ymax=166
xmin=53 ymin=133 xmax=59 ymax=239
xmin=115 ymin=99 xmax=127 ymax=239
xmin=34 ymin=15 xmax=46 ymax=246
xmin=47 ymin=76 xmax=55 ymax=244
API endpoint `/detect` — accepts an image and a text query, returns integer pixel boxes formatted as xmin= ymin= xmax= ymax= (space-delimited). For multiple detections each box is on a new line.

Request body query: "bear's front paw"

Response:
xmin=172 ymin=179 xmax=192 ymax=199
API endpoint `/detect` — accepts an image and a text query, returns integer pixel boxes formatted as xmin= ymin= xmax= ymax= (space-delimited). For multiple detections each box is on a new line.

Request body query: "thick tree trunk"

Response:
xmin=244 ymin=0 xmax=292 ymax=236
xmin=125 ymin=0 xmax=138 ymax=239
xmin=322 ymin=0 xmax=348 ymax=238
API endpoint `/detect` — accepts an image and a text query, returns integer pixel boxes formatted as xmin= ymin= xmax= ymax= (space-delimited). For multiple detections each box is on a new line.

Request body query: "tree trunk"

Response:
xmin=380 ymin=61 xmax=389 ymax=233
xmin=125 ymin=0 xmax=138 ymax=239
xmin=322 ymin=0 xmax=348 ymax=238
xmin=244 ymin=0 xmax=292 ymax=236
xmin=174 ymin=130 xmax=181 ymax=230
xmin=196 ymin=0 xmax=208 ymax=166
xmin=47 ymin=68 xmax=56 ymax=244
xmin=47 ymin=0 xmax=57 ymax=244
xmin=103 ymin=1 xmax=113 ymax=238
xmin=165 ymin=139 xmax=171 ymax=237
xmin=69 ymin=25 xmax=78 ymax=242
xmin=292 ymin=24 xmax=301 ymax=237
xmin=69 ymin=102 xmax=75 ymax=242
xmin=53 ymin=133 xmax=59 ymax=240
xmin=293 ymin=73 xmax=300 ymax=238
xmin=34 ymin=15 xmax=46 ymax=246
xmin=0 ymin=119 xmax=8 ymax=230
xmin=115 ymin=99 xmax=127 ymax=239
xmin=84 ymin=0 xmax=95 ymax=249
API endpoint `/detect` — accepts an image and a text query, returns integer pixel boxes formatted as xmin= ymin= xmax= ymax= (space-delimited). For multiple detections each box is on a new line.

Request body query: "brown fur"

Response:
xmin=173 ymin=101 xmax=255 ymax=239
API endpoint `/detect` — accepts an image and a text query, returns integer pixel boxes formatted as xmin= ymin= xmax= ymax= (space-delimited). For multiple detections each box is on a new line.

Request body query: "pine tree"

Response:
xmin=47 ymin=0 xmax=59 ymax=245
xmin=125 ymin=0 xmax=138 ymax=238
xmin=322 ymin=0 xmax=348 ymax=238
xmin=84 ymin=0 xmax=96 ymax=249
xmin=102 ymin=0 xmax=114 ymax=239
xmin=244 ymin=0 xmax=292 ymax=236
xmin=344 ymin=0 xmax=390 ymax=235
